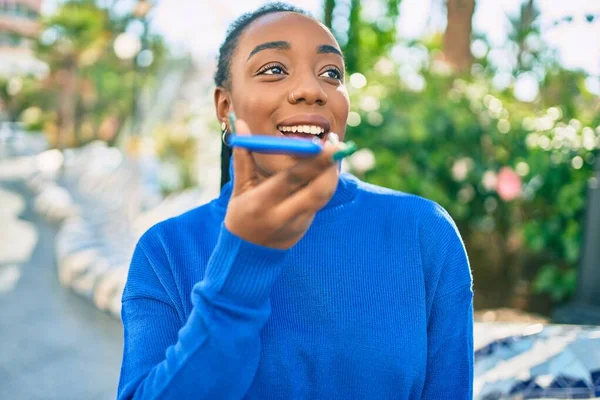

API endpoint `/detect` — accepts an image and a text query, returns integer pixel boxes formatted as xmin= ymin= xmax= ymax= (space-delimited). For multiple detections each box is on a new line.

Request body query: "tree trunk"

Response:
xmin=58 ymin=61 xmax=77 ymax=149
xmin=344 ymin=0 xmax=361 ymax=73
xmin=443 ymin=0 xmax=475 ymax=73
xmin=515 ymin=0 xmax=537 ymax=72
xmin=323 ymin=0 xmax=335 ymax=29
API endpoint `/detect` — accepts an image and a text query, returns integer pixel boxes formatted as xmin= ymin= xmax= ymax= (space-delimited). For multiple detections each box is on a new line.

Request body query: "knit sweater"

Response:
xmin=117 ymin=173 xmax=473 ymax=399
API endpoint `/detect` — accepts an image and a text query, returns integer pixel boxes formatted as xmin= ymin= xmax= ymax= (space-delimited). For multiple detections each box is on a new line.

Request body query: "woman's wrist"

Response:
xmin=200 ymin=223 xmax=288 ymax=307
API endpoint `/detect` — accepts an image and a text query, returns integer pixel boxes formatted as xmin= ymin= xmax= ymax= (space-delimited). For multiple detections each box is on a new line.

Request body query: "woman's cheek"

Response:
xmin=239 ymin=95 xmax=278 ymax=129
xmin=336 ymin=85 xmax=350 ymax=102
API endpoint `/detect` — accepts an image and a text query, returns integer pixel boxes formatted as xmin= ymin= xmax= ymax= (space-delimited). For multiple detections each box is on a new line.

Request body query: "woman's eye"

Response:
xmin=320 ymin=68 xmax=343 ymax=81
xmin=260 ymin=65 xmax=286 ymax=75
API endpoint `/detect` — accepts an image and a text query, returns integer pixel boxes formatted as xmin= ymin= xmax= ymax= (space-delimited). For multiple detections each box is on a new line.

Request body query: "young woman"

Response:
xmin=118 ymin=3 xmax=473 ymax=399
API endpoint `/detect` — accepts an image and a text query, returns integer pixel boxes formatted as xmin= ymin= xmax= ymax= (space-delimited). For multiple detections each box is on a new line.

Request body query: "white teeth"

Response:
xmin=277 ymin=125 xmax=325 ymax=135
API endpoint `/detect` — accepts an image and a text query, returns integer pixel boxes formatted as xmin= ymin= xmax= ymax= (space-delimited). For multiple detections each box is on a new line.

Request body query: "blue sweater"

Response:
xmin=118 ymin=173 xmax=473 ymax=399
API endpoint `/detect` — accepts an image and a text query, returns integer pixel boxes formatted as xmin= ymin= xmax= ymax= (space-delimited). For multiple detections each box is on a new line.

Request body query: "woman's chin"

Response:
xmin=254 ymin=153 xmax=304 ymax=177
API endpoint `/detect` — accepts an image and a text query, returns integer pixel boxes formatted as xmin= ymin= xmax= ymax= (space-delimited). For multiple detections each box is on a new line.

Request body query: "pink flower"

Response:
xmin=496 ymin=167 xmax=522 ymax=201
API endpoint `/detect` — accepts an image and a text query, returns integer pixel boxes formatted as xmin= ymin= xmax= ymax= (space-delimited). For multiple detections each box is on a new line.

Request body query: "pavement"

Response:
xmin=0 ymin=182 xmax=123 ymax=400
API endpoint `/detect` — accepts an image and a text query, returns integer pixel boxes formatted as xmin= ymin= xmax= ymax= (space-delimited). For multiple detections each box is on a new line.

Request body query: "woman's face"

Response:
xmin=215 ymin=12 xmax=350 ymax=180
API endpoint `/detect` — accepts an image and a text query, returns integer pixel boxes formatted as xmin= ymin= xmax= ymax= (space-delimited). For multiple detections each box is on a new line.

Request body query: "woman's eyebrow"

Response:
xmin=247 ymin=42 xmax=344 ymax=61
xmin=317 ymin=44 xmax=343 ymax=59
xmin=247 ymin=41 xmax=291 ymax=60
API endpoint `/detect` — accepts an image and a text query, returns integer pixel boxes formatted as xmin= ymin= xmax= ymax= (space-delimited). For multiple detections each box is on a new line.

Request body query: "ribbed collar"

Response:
xmin=212 ymin=172 xmax=359 ymax=223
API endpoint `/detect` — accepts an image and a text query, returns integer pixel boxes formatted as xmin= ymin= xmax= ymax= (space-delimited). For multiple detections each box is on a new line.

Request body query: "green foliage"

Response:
xmin=329 ymin=0 xmax=600 ymax=311
xmin=37 ymin=1 xmax=108 ymax=62
xmin=0 ymin=75 xmax=44 ymax=122
xmin=325 ymin=0 xmax=402 ymax=74
xmin=344 ymin=38 xmax=599 ymax=308
xmin=533 ymin=264 xmax=577 ymax=302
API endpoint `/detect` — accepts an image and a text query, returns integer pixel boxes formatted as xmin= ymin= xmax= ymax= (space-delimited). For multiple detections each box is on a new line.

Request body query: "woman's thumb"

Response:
xmin=230 ymin=118 xmax=257 ymax=196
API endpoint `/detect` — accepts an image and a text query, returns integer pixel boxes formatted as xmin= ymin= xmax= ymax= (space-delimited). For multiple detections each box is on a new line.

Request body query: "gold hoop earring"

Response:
xmin=222 ymin=131 xmax=229 ymax=146
xmin=221 ymin=121 xmax=230 ymax=146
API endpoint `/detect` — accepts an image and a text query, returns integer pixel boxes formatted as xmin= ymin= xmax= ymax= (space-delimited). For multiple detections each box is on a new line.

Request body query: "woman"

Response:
xmin=117 ymin=3 xmax=473 ymax=399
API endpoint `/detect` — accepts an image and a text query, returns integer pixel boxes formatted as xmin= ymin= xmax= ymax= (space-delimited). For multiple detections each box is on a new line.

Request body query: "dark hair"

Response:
xmin=216 ymin=2 xmax=311 ymax=189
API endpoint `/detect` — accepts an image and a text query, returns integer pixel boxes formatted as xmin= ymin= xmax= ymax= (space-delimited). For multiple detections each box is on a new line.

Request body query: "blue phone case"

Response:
xmin=229 ymin=135 xmax=323 ymax=155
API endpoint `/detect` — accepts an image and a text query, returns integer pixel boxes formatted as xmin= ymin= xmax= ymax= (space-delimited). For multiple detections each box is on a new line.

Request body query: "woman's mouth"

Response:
xmin=277 ymin=124 xmax=327 ymax=140
xmin=276 ymin=114 xmax=332 ymax=143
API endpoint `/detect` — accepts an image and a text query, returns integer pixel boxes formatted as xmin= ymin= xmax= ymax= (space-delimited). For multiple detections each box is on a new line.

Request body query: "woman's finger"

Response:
xmin=230 ymin=118 xmax=258 ymax=196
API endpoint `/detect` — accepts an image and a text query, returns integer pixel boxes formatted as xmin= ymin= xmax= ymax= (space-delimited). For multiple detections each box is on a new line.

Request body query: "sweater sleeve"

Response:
xmin=117 ymin=223 xmax=287 ymax=400
xmin=418 ymin=202 xmax=474 ymax=400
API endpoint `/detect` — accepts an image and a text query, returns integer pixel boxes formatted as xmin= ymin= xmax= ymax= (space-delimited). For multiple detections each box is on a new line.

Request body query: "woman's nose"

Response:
xmin=288 ymin=76 xmax=328 ymax=106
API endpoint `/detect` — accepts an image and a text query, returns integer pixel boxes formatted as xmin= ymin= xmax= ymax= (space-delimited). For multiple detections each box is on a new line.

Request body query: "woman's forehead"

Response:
xmin=237 ymin=12 xmax=339 ymax=56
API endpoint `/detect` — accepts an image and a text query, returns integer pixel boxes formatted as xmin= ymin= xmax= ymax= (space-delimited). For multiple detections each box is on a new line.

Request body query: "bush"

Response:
xmin=345 ymin=45 xmax=599 ymax=312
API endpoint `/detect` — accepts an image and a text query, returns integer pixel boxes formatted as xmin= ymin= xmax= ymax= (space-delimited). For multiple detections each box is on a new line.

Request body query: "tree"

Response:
xmin=36 ymin=1 xmax=108 ymax=148
xmin=33 ymin=0 xmax=165 ymax=148
xmin=324 ymin=0 xmax=402 ymax=74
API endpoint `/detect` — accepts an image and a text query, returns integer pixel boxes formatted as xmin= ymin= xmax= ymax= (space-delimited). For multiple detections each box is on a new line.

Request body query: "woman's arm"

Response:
xmin=418 ymin=202 xmax=474 ymax=399
xmin=117 ymin=223 xmax=287 ymax=400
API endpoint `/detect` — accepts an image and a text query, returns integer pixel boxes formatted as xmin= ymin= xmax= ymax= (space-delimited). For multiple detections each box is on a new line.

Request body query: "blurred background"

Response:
xmin=1 ymin=0 xmax=599 ymax=399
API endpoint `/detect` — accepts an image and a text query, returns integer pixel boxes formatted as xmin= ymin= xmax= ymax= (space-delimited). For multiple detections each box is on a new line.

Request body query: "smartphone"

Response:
xmin=229 ymin=135 xmax=323 ymax=155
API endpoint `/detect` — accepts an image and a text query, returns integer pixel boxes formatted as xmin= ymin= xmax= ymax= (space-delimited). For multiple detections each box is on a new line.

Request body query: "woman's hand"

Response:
xmin=224 ymin=119 xmax=343 ymax=250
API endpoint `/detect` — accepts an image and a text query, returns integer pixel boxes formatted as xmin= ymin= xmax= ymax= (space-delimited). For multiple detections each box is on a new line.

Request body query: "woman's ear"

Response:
xmin=214 ymin=87 xmax=231 ymax=126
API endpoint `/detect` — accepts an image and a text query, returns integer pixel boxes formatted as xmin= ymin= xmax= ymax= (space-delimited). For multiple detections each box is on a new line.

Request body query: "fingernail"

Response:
xmin=228 ymin=111 xmax=237 ymax=134
xmin=332 ymin=141 xmax=357 ymax=161
xmin=327 ymin=132 xmax=339 ymax=145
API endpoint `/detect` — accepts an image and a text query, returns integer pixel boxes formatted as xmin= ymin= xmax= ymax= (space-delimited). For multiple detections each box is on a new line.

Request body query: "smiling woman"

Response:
xmin=117 ymin=3 xmax=474 ymax=400
xmin=214 ymin=4 xmax=349 ymax=185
